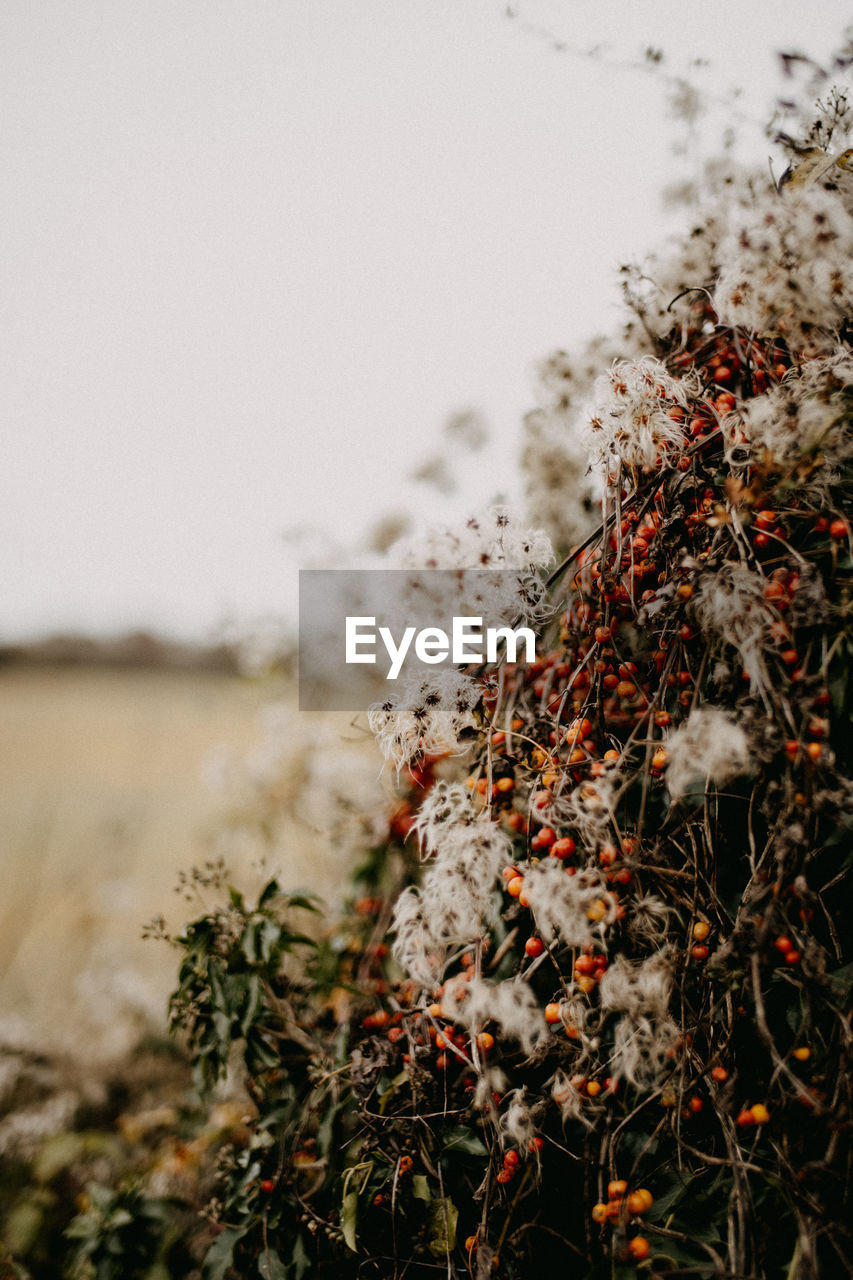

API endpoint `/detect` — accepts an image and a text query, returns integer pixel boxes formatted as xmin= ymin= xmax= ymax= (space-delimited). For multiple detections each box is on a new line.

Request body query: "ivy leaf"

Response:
xmin=412 ymin=1175 xmax=430 ymax=1203
xmin=291 ymin=1233 xmax=312 ymax=1280
xmin=441 ymin=1126 xmax=488 ymax=1158
xmin=426 ymin=1197 xmax=458 ymax=1258
xmin=341 ymin=1189 xmax=359 ymax=1253
xmin=203 ymin=1227 xmax=244 ymax=1280
xmin=378 ymin=1070 xmax=409 ymax=1115
xmin=257 ymin=1249 xmax=288 ymax=1280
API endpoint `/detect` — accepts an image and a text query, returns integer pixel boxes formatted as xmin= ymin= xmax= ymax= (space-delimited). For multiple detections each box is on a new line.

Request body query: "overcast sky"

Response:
xmin=3 ymin=1 xmax=849 ymax=642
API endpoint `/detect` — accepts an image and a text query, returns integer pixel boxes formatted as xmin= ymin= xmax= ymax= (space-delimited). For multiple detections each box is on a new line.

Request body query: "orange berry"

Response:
xmin=586 ymin=1080 xmax=602 ymax=1098
xmin=693 ymin=921 xmax=710 ymax=941
xmin=591 ymin=1202 xmax=609 ymax=1224
xmin=608 ymin=1179 xmax=628 ymax=1201
xmin=736 ymin=1108 xmax=756 ymax=1127
xmin=465 ymin=1236 xmax=478 ymax=1252
xmin=627 ymin=1189 xmax=653 ymax=1215
xmin=750 ymin=1103 xmax=770 ymax=1124
xmin=688 ymin=1096 xmax=704 ymax=1113
xmin=711 ymin=1066 xmax=729 ymax=1082
xmin=506 ymin=876 xmax=524 ymax=898
xmin=691 ymin=944 xmax=709 ymax=961
xmin=628 ymin=1236 xmax=650 ymax=1260
xmin=495 ymin=776 xmax=514 ymax=792
xmin=476 ymin=1032 xmax=495 ymax=1052
xmin=503 ymin=1149 xmax=519 ymax=1167
xmin=793 ymin=1046 xmax=811 ymax=1062
xmin=544 ymin=1002 xmax=563 ymax=1025
xmin=551 ymin=836 xmax=576 ymax=859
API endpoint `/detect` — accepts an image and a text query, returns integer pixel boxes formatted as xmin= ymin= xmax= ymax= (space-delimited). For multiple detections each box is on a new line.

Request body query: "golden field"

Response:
xmin=0 ymin=665 xmax=368 ymax=1058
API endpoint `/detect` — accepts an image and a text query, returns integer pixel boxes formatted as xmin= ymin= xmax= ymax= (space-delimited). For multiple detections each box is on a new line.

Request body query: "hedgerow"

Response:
xmin=3 ymin=41 xmax=852 ymax=1280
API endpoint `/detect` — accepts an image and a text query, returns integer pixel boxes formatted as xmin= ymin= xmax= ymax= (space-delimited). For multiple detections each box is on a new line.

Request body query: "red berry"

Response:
xmin=261 ymin=1179 xmax=275 ymax=1193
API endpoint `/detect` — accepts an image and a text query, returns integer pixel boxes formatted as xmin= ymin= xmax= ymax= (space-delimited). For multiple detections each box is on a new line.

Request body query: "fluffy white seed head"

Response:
xmin=598 ymin=952 xmax=674 ymax=1021
xmin=499 ymin=1090 xmax=536 ymax=1150
xmin=735 ymin=348 xmax=853 ymax=469
xmin=368 ymin=668 xmax=482 ymax=771
xmin=664 ymin=706 xmax=753 ymax=800
xmin=693 ymin=562 xmax=775 ymax=689
xmin=391 ymin=799 xmax=509 ymax=986
xmin=610 ymin=1016 xmax=680 ymax=1089
xmin=523 ymin=862 xmax=617 ymax=951
xmin=447 ymin=975 xmax=546 ymax=1056
xmin=584 ymin=357 xmax=698 ymax=471
xmin=714 ymin=187 xmax=853 ymax=349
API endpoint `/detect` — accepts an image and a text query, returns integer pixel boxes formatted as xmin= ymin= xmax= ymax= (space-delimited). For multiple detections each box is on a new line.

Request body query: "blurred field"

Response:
xmin=0 ymin=665 xmax=336 ymax=1058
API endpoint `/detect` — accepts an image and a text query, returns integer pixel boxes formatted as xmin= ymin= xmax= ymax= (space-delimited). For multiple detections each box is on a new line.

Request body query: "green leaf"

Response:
xmin=257 ymin=1249 xmax=288 ymax=1280
xmin=257 ymin=879 xmax=281 ymax=907
xmin=291 ymin=1233 xmax=312 ymax=1280
xmin=412 ymin=1175 xmax=430 ymax=1203
xmin=378 ymin=1070 xmax=409 ymax=1115
xmin=286 ymin=893 xmax=322 ymax=914
xmin=427 ymin=1197 xmax=458 ymax=1259
xmin=341 ymin=1189 xmax=359 ymax=1252
xmin=441 ymin=1126 xmax=488 ymax=1158
xmin=240 ymin=976 xmax=263 ymax=1037
xmin=203 ymin=1227 xmax=244 ymax=1280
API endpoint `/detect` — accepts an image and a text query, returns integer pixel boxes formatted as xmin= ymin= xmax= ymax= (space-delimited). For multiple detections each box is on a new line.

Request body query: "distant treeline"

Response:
xmin=0 ymin=630 xmax=242 ymax=673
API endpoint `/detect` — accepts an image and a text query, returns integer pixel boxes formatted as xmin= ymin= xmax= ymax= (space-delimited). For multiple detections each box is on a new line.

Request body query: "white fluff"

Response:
xmin=664 ymin=706 xmax=753 ymax=800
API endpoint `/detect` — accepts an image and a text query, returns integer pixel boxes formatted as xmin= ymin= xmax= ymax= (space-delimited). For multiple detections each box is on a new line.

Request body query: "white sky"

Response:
xmin=3 ymin=0 xmax=849 ymax=641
